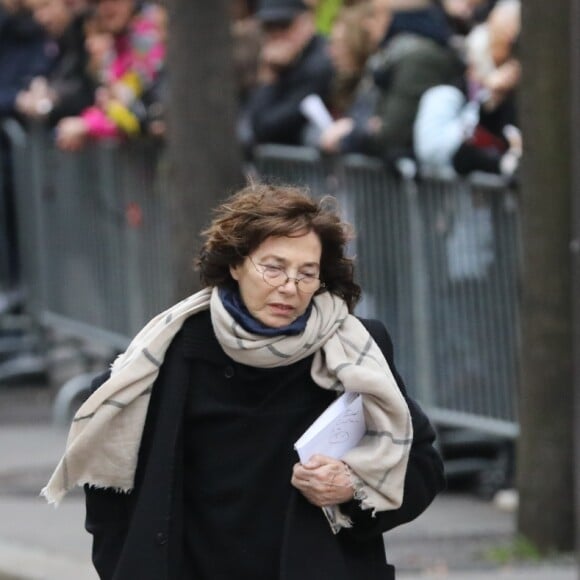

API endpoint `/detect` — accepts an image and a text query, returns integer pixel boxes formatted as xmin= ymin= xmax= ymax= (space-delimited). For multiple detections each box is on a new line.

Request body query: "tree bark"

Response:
xmin=165 ymin=0 xmax=244 ymax=300
xmin=517 ymin=0 xmax=575 ymax=552
xmin=571 ymin=0 xmax=580 ymax=569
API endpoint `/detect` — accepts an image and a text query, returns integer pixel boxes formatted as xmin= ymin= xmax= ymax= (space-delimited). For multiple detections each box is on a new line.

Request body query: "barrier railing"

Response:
xmin=8 ymin=124 xmax=174 ymax=352
xmin=5 ymin=129 xmax=520 ymax=437
xmin=0 ymin=129 xmax=11 ymax=290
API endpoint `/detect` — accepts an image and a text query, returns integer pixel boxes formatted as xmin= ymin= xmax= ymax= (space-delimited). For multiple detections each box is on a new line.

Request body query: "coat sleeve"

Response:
xmin=83 ymin=370 xmax=135 ymax=579
xmin=339 ymin=318 xmax=446 ymax=541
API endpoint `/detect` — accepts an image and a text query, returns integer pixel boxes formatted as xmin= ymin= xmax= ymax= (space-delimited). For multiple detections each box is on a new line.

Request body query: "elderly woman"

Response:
xmin=43 ymin=184 xmax=445 ymax=580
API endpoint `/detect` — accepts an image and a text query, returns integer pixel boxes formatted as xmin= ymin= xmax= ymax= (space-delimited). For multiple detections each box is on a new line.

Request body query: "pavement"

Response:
xmin=0 ymin=382 xmax=577 ymax=580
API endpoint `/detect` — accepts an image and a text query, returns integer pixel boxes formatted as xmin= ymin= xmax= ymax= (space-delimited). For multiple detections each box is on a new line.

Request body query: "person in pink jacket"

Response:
xmin=56 ymin=0 xmax=165 ymax=151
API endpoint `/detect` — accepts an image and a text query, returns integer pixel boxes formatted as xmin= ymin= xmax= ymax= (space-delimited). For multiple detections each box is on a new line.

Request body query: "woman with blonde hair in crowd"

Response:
xmin=327 ymin=2 xmax=373 ymax=117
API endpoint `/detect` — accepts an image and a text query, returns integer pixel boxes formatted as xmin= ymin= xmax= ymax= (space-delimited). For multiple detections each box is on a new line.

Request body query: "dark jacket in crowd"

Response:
xmin=246 ymin=34 xmax=334 ymax=146
xmin=44 ymin=13 xmax=96 ymax=125
xmin=0 ymin=8 xmax=52 ymax=118
xmin=387 ymin=5 xmax=453 ymax=47
xmin=84 ymin=311 xmax=445 ymax=580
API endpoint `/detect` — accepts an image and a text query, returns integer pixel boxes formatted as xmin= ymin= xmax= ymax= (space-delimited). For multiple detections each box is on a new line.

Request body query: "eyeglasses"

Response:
xmin=248 ymin=256 xmax=324 ymax=294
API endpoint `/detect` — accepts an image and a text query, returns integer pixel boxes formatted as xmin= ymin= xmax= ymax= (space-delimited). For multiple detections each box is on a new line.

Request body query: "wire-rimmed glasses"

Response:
xmin=248 ymin=256 xmax=324 ymax=294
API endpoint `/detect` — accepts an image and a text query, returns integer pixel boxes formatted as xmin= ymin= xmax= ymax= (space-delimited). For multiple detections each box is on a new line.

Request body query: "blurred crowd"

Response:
xmin=0 ymin=0 xmax=521 ymax=176
xmin=238 ymin=0 xmax=521 ymax=179
xmin=0 ymin=0 xmax=166 ymax=151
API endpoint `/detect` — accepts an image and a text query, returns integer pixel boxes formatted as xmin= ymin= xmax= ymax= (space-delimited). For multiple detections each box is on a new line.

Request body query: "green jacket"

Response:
xmin=343 ymin=33 xmax=464 ymax=160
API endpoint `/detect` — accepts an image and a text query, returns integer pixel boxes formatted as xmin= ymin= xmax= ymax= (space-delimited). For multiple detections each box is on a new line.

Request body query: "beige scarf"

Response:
xmin=42 ymin=287 xmax=413 ymax=532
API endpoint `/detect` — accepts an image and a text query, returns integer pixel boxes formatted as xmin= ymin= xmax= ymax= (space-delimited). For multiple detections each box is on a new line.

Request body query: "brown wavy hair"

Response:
xmin=196 ymin=183 xmax=361 ymax=312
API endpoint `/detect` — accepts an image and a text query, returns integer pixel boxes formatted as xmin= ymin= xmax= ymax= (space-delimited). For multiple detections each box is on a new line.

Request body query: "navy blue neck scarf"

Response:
xmin=218 ymin=287 xmax=311 ymax=337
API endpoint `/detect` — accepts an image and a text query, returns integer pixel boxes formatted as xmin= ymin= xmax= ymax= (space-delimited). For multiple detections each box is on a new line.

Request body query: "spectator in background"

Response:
xmin=0 ymin=0 xmax=52 ymax=121
xmin=326 ymin=3 xmax=372 ymax=118
xmin=66 ymin=0 xmax=89 ymax=13
xmin=0 ymin=0 xmax=52 ymax=294
xmin=83 ymin=6 xmax=112 ymax=84
xmin=414 ymin=0 xmax=521 ymax=178
xmin=231 ymin=0 xmax=262 ymax=107
xmin=243 ymin=0 xmax=334 ymax=147
xmin=16 ymin=0 xmax=95 ymax=126
xmin=56 ymin=0 xmax=165 ymax=151
xmin=299 ymin=1 xmax=372 ymax=147
xmin=124 ymin=1 xmax=167 ymax=139
xmin=437 ymin=0 xmax=496 ymax=38
xmin=319 ymin=0 xmax=463 ymax=163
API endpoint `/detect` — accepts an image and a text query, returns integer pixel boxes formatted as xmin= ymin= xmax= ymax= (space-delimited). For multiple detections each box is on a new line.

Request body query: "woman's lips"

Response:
xmin=268 ymin=303 xmax=295 ymax=316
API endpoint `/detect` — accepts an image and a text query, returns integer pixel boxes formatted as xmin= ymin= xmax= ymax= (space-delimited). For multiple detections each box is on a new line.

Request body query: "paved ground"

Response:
xmin=0 ymin=382 xmax=577 ymax=580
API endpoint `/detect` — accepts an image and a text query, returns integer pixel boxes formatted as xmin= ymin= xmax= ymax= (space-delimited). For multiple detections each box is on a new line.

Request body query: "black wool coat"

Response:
xmin=84 ymin=312 xmax=445 ymax=580
xmin=246 ymin=34 xmax=334 ymax=146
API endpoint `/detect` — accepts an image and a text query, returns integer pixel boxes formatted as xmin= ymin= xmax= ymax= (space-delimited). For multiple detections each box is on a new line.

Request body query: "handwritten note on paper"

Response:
xmin=294 ymin=392 xmax=366 ymax=463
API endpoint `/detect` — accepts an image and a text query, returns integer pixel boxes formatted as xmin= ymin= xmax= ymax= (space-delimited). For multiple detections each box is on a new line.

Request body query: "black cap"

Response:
xmin=256 ymin=0 xmax=307 ymax=23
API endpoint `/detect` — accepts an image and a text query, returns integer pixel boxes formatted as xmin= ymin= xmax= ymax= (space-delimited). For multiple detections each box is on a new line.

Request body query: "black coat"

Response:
xmin=0 ymin=9 xmax=51 ymax=118
xmin=45 ymin=14 xmax=96 ymax=125
xmin=246 ymin=35 xmax=334 ymax=146
xmin=85 ymin=312 xmax=445 ymax=579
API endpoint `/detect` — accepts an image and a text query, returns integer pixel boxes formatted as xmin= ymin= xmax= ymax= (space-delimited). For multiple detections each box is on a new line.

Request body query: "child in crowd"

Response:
xmin=56 ymin=0 xmax=165 ymax=151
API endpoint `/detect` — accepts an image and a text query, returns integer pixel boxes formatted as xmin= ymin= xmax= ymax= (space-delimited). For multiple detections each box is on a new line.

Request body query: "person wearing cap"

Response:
xmin=244 ymin=0 xmax=335 ymax=146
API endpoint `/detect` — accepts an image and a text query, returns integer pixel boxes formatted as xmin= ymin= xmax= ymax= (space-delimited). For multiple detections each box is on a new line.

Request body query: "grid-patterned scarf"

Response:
xmin=42 ymin=287 xmax=413 ymax=532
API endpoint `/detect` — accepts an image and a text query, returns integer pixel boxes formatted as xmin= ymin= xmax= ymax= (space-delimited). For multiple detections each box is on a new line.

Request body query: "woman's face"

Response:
xmin=28 ymin=0 xmax=71 ymax=38
xmin=229 ymin=231 xmax=322 ymax=329
xmin=328 ymin=22 xmax=357 ymax=74
xmin=85 ymin=29 xmax=112 ymax=65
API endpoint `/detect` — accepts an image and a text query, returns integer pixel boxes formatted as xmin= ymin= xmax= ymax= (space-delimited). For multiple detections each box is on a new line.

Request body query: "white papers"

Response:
xmin=299 ymin=94 xmax=334 ymax=131
xmin=294 ymin=392 xmax=366 ymax=463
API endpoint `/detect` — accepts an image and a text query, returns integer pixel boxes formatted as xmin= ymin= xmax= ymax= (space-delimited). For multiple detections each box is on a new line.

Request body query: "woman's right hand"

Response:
xmin=291 ymin=454 xmax=355 ymax=507
xmin=319 ymin=118 xmax=354 ymax=153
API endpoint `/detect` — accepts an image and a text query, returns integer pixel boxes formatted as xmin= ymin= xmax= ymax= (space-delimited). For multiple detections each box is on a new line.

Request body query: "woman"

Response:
xmin=43 ymin=184 xmax=445 ymax=579
xmin=326 ymin=3 xmax=373 ymax=118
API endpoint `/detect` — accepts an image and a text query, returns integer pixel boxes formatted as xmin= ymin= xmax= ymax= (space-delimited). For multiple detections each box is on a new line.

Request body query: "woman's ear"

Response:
xmin=229 ymin=264 xmax=240 ymax=281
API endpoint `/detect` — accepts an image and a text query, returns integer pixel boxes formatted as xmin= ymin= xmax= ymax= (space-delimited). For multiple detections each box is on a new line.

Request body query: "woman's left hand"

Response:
xmin=291 ymin=454 xmax=354 ymax=507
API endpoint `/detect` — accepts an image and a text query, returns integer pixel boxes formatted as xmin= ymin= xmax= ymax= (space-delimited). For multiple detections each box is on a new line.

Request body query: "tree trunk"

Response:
xmin=165 ymin=0 xmax=244 ymax=300
xmin=571 ymin=0 xmax=580 ymax=570
xmin=517 ymin=0 xmax=575 ymax=552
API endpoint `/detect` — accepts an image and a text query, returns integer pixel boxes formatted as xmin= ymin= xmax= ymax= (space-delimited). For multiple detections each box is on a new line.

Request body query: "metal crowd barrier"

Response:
xmin=256 ymin=145 xmax=520 ymax=438
xmin=0 ymin=128 xmax=10 ymax=290
xmin=8 ymin=123 xmax=174 ymax=352
xmin=5 ymin=128 xmax=520 ymax=438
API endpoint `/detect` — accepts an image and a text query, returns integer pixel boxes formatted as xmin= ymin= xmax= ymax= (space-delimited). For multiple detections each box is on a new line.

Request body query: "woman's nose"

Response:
xmin=277 ymin=277 xmax=298 ymax=294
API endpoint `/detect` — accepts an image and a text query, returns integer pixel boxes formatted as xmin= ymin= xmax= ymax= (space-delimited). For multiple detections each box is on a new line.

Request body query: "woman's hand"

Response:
xmin=319 ymin=118 xmax=354 ymax=153
xmin=291 ymin=454 xmax=354 ymax=507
